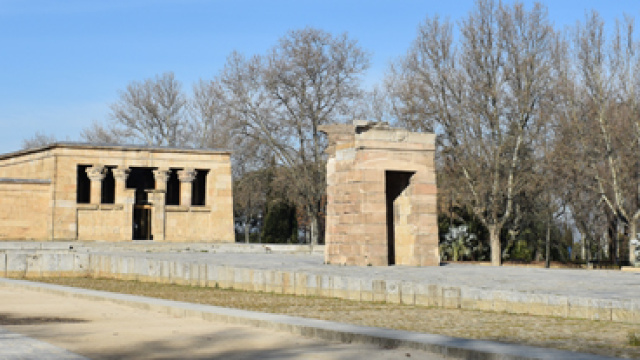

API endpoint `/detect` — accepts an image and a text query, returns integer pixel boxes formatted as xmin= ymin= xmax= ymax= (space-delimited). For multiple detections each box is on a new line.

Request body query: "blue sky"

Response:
xmin=1 ymin=0 xmax=638 ymax=154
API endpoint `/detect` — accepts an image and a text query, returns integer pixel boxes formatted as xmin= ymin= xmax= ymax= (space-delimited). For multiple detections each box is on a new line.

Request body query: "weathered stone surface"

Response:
xmin=320 ymin=121 xmax=438 ymax=266
xmin=0 ymin=143 xmax=234 ymax=243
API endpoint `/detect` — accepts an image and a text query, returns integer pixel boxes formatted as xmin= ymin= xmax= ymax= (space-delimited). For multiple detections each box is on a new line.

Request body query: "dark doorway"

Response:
xmin=127 ymin=167 xmax=156 ymax=240
xmin=385 ymin=171 xmax=414 ymax=265
xmin=133 ymin=206 xmax=152 ymax=240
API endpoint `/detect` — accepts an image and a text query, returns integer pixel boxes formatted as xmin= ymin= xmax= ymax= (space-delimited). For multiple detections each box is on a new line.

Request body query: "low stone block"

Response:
xmin=360 ymin=279 xmax=373 ymax=302
xmin=294 ymin=272 xmax=307 ymax=296
xmin=282 ymin=271 xmax=295 ymax=294
xmin=547 ymin=295 xmax=569 ymax=318
xmin=333 ymin=276 xmax=348 ymax=299
xmin=442 ymin=287 xmax=461 ymax=309
xmin=6 ymin=253 xmax=27 ymax=276
xmin=568 ymin=297 xmax=590 ymax=320
xmin=319 ymin=275 xmax=334 ymax=298
xmin=0 ymin=253 xmax=6 ymax=277
xmin=305 ymin=274 xmax=320 ymax=296
xmin=347 ymin=277 xmax=361 ymax=301
xmin=525 ymin=294 xmax=549 ymax=316
xmin=611 ymin=300 xmax=635 ymax=323
xmin=25 ymin=254 xmax=41 ymax=277
xmin=400 ymin=282 xmax=415 ymax=305
xmin=73 ymin=253 xmax=89 ymax=275
xmin=252 ymin=269 xmax=266 ymax=292
xmin=414 ymin=284 xmax=431 ymax=307
xmin=159 ymin=260 xmax=171 ymax=283
xmin=588 ymin=299 xmax=612 ymax=321
xmin=459 ymin=288 xmax=491 ymax=311
xmin=428 ymin=284 xmax=441 ymax=307
xmin=372 ymin=280 xmax=386 ymax=302
xmin=504 ymin=292 xmax=530 ymax=315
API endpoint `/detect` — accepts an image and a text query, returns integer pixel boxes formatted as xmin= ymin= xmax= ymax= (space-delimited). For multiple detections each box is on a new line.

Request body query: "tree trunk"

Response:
xmin=244 ymin=220 xmax=250 ymax=244
xmin=581 ymin=233 xmax=587 ymax=261
xmin=489 ymin=225 xmax=501 ymax=266
xmin=310 ymin=213 xmax=319 ymax=246
xmin=545 ymin=220 xmax=551 ymax=268
xmin=616 ymin=221 xmax=621 ymax=266
xmin=630 ymin=220 xmax=637 ymax=265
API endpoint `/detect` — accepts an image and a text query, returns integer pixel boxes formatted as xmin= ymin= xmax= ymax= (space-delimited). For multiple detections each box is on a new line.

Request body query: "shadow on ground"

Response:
xmin=75 ymin=327 xmax=405 ymax=360
xmin=0 ymin=313 xmax=88 ymax=325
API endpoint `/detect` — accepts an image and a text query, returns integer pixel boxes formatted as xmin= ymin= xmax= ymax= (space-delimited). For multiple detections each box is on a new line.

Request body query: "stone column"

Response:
xmin=86 ymin=165 xmax=106 ymax=205
xmin=178 ymin=168 xmax=196 ymax=206
xmin=112 ymin=168 xmax=130 ymax=205
xmin=113 ymin=168 xmax=131 ymax=241
xmin=153 ymin=168 xmax=169 ymax=192
xmin=151 ymin=169 xmax=169 ymax=241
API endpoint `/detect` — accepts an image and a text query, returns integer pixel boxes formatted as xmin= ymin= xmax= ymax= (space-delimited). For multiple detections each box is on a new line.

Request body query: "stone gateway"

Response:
xmin=0 ymin=143 xmax=234 ymax=242
xmin=320 ymin=121 xmax=439 ymax=266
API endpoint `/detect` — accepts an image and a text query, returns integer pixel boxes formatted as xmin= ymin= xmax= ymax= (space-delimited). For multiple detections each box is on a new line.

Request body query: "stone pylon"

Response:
xmin=320 ymin=121 xmax=439 ymax=266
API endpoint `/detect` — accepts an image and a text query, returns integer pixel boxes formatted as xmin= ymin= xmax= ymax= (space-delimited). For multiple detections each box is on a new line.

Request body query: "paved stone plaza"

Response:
xmin=118 ymin=251 xmax=639 ymax=301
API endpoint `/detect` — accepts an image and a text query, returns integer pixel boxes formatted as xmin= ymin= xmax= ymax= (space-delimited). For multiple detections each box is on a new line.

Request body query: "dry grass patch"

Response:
xmin=23 ymin=276 xmax=640 ymax=359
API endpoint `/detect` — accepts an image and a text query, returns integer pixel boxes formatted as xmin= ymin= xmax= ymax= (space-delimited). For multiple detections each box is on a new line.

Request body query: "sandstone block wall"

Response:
xmin=320 ymin=122 xmax=438 ymax=266
xmin=0 ymin=180 xmax=51 ymax=240
xmin=0 ymin=144 xmax=234 ymax=243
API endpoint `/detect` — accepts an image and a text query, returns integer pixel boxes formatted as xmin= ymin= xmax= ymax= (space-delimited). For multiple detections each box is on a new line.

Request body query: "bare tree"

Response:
xmin=210 ymin=29 xmax=370 ymax=245
xmin=82 ymin=72 xmax=189 ymax=147
xmin=388 ymin=0 xmax=556 ymax=265
xmin=562 ymin=13 xmax=640 ymax=264
xmin=187 ymin=79 xmax=234 ymax=149
xmin=351 ymin=85 xmax=394 ymax=123
xmin=21 ymin=131 xmax=57 ymax=149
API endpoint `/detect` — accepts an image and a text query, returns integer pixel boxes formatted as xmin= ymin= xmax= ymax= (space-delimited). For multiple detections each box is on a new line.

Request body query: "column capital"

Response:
xmin=153 ymin=168 xmax=170 ymax=183
xmin=86 ymin=165 xmax=106 ymax=182
xmin=113 ymin=168 xmax=130 ymax=181
xmin=178 ymin=168 xmax=196 ymax=183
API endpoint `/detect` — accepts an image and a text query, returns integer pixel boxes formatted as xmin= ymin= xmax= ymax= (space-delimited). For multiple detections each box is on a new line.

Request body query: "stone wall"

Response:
xmin=320 ymin=122 xmax=438 ymax=266
xmin=0 ymin=180 xmax=51 ymax=240
xmin=77 ymin=205 xmax=129 ymax=241
xmin=165 ymin=208 xmax=215 ymax=241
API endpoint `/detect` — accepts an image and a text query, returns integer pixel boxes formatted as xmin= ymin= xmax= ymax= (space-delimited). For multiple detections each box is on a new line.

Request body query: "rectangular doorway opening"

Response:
xmin=133 ymin=206 xmax=152 ymax=240
xmin=385 ymin=171 xmax=414 ymax=265
xmin=127 ymin=167 xmax=156 ymax=240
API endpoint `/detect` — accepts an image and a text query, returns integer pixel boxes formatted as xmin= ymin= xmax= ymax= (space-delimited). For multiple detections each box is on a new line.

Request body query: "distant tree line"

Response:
xmin=22 ymin=0 xmax=640 ymax=265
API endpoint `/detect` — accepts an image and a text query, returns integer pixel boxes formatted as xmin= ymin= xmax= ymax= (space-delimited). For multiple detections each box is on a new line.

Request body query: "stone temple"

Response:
xmin=320 ymin=121 xmax=439 ymax=266
xmin=0 ymin=143 xmax=234 ymax=242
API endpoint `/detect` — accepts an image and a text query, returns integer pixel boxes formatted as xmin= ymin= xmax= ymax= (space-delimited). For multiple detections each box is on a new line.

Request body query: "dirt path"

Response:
xmin=0 ymin=286 xmax=445 ymax=360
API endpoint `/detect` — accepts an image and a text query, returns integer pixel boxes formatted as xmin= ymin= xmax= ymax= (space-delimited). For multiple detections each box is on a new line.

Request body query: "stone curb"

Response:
xmin=0 ymin=278 xmax=623 ymax=360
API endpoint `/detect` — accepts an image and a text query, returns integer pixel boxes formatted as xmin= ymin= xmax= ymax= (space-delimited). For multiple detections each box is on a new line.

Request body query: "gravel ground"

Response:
xmin=29 ymin=276 xmax=640 ymax=359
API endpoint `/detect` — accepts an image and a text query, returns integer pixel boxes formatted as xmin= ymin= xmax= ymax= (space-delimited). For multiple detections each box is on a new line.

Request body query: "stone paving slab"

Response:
xmin=0 ymin=327 xmax=89 ymax=360
xmin=0 ymin=278 xmax=626 ymax=360
xmin=88 ymin=251 xmax=640 ymax=301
